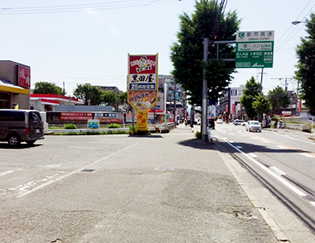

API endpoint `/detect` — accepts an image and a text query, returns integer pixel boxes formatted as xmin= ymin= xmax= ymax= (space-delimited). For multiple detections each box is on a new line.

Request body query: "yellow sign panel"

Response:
xmin=137 ymin=110 xmax=148 ymax=131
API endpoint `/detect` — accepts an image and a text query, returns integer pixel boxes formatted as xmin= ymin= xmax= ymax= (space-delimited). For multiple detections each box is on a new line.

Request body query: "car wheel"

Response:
xmin=8 ymin=134 xmax=21 ymax=146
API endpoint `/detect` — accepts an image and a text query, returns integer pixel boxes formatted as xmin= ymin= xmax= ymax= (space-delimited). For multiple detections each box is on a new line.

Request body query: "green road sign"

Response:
xmin=236 ymin=31 xmax=274 ymax=68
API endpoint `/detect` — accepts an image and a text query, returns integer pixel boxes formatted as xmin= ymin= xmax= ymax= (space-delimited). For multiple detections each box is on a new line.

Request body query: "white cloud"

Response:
xmin=109 ymin=27 xmax=122 ymax=35
xmin=84 ymin=8 xmax=101 ymax=19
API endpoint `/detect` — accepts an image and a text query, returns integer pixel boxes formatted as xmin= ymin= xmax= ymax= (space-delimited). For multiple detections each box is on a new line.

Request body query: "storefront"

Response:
xmin=0 ymin=61 xmax=31 ymax=109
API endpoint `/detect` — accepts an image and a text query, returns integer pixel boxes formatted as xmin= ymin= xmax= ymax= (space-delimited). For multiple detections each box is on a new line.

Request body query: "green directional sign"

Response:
xmin=235 ymin=31 xmax=274 ymax=68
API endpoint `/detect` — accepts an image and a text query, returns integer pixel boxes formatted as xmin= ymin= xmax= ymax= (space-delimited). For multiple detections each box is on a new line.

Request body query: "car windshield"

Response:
xmin=250 ymin=121 xmax=260 ymax=125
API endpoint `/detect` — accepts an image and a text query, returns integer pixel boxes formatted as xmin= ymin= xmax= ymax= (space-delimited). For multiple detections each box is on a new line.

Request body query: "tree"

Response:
xmin=73 ymin=83 xmax=103 ymax=105
xmin=268 ymin=86 xmax=290 ymax=115
xmin=170 ymin=0 xmax=240 ymax=106
xmin=33 ymin=81 xmax=64 ymax=95
xmin=102 ymin=90 xmax=118 ymax=106
xmin=295 ymin=13 xmax=315 ymax=115
xmin=252 ymin=93 xmax=271 ymax=119
xmin=240 ymin=77 xmax=261 ymax=119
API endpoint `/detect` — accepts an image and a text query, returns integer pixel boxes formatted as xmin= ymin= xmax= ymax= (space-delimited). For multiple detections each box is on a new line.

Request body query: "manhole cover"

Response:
xmin=155 ymin=167 xmax=174 ymax=172
xmin=81 ymin=169 xmax=95 ymax=173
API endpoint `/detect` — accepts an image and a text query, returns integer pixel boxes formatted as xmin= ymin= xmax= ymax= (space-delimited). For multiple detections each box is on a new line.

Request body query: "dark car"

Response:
xmin=0 ymin=109 xmax=44 ymax=146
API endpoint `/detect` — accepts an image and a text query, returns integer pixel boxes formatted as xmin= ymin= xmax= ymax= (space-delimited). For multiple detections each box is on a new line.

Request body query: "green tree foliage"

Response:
xmin=267 ymin=86 xmax=290 ymax=115
xmin=240 ymin=77 xmax=261 ymax=119
xmin=73 ymin=83 xmax=103 ymax=105
xmin=119 ymin=91 xmax=127 ymax=104
xmin=170 ymin=0 xmax=240 ymax=106
xmin=252 ymin=93 xmax=271 ymax=119
xmin=102 ymin=90 xmax=118 ymax=106
xmin=295 ymin=13 xmax=315 ymax=115
xmin=33 ymin=81 xmax=64 ymax=95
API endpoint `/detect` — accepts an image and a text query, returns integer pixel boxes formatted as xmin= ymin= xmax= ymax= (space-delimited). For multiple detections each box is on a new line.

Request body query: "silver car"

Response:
xmin=246 ymin=120 xmax=262 ymax=132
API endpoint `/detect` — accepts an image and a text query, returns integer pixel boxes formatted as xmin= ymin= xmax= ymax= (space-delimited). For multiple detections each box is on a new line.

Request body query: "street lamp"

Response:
xmin=292 ymin=21 xmax=307 ymax=25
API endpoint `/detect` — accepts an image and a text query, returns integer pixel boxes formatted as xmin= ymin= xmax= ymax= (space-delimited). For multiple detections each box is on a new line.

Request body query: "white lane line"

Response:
xmin=0 ymin=170 xmax=14 ymax=176
xmin=299 ymin=153 xmax=315 ymax=158
xmin=310 ymin=202 xmax=315 ymax=207
xmin=248 ymin=153 xmax=258 ymax=158
xmin=17 ymin=143 xmax=138 ymax=198
xmin=285 ymin=135 xmax=315 ymax=145
xmin=222 ymin=138 xmax=307 ymax=197
xmin=269 ymin=166 xmax=286 ymax=176
xmin=276 ymin=145 xmax=287 ymax=149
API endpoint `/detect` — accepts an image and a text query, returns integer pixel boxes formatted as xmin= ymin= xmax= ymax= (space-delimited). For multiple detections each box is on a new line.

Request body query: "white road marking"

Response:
xmin=299 ymin=153 xmax=315 ymax=158
xmin=269 ymin=166 xmax=286 ymax=176
xmin=276 ymin=145 xmax=287 ymax=149
xmin=310 ymin=202 xmax=315 ymax=207
xmin=0 ymin=170 xmax=14 ymax=176
xmin=285 ymin=135 xmax=315 ymax=145
xmin=222 ymin=138 xmax=307 ymax=197
xmin=248 ymin=153 xmax=258 ymax=158
xmin=17 ymin=143 xmax=138 ymax=198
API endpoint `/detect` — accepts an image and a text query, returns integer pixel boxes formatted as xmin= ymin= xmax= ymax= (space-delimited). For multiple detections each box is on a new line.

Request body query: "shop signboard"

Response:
xmin=236 ymin=31 xmax=274 ymax=68
xmin=137 ymin=110 xmax=148 ymax=131
xmin=127 ymin=54 xmax=158 ymax=131
xmin=87 ymin=119 xmax=100 ymax=129
xmin=94 ymin=112 xmax=123 ymax=123
xmin=18 ymin=65 xmax=31 ymax=88
xmin=60 ymin=112 xmax=93 ymax=121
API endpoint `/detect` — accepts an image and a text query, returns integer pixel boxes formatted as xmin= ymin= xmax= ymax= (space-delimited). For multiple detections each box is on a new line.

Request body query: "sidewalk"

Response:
xmin=78 ymin=124 xmax=282 ymax=242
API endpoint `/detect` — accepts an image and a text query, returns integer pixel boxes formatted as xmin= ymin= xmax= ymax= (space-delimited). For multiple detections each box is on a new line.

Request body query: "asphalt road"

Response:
xmin=1 ymin=125 xmax=315 ymax=242
xmin=212 ymin=123 xmax=315 ymax=233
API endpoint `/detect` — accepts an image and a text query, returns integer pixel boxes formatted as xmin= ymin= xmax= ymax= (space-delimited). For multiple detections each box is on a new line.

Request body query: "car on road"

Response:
xmin=233 ymin=119 xmax=245 ymax=126
xmin=216 ymin=119 xmax=223 ymax=124
xmin=0 ymin=109 xmax=44 ymax=146
xmin=246 ymin=120 xmax=262 ymax=132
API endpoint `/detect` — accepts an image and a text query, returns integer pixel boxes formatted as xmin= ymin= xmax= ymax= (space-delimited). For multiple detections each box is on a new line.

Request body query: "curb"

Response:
xmin=218 ymin=151 xmax=289 ymax=242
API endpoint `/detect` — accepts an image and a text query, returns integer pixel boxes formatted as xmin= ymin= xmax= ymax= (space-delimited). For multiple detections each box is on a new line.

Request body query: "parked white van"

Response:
xmin=0 ymin=109 xmax=44 ymax=146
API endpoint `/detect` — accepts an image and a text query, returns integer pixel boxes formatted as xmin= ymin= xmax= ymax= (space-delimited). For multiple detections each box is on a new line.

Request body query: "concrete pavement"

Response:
xmin=1 ymin=124 xmax=315 ymax=242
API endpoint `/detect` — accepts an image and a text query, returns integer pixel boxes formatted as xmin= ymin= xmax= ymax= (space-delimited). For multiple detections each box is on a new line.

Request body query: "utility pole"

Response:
xmin=173 ymin=82 xmax=177 ymax=126
xmin=202 ymin=38 xmax=209 ymax=142
xmin=270 ymin=77 xmax=293 ymax=91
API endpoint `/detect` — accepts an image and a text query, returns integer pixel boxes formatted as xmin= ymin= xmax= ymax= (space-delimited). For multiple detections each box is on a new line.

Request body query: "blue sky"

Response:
xmin=0 ymin=0 xmax=313 ymax=96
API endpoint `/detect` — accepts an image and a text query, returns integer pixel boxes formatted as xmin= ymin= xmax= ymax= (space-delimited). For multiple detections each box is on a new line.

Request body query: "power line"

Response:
xmin=0 ymin=0 xmax=180 ymax=15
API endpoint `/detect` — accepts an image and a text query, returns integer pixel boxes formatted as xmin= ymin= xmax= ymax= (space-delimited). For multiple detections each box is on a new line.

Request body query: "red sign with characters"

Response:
xmin=60 ymin=112 xmax=93 ymax=121
xmin=129 ymin=55 xmax=156 ymax=74
xmin=18 ymin=65 xmax=31 ymax=88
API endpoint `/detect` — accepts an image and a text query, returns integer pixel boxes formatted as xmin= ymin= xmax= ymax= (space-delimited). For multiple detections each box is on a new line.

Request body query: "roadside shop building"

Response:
xmin=0 ymin=60 xmax=31 ymax=109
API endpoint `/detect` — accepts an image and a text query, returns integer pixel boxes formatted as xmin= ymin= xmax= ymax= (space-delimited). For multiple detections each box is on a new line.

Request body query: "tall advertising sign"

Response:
xmin=127 ymin=54 xmax=158 ymax=132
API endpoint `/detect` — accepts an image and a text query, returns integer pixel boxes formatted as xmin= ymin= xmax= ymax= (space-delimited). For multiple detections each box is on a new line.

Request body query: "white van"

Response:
xmin=0 ymin=109 xmax=44 ymax=146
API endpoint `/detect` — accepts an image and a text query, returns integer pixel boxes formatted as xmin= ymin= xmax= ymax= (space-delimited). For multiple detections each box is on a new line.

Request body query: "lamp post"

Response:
xmin=292 ymin=21 xmax=307 ymax=25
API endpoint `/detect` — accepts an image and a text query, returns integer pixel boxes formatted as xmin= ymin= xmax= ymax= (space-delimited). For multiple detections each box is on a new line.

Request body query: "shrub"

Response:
xmin=129 ymin=125 xmax=137 ymax=135
xmin=108 ymin=123 xmax=121 ymax=128
xmin=64 ymin=123 xmax=77 ymax=129
xmin=195 ymin=132 xmax=202 ymax=139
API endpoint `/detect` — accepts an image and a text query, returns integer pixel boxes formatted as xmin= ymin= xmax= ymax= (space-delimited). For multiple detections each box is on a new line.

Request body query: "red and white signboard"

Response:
xmin=128 ymin=54 xmax=158 ymax=91
xmin=60 ymin=112 xmax=93 ymax=121
xmin=18 ymin=65 xmax=31 ymax=88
